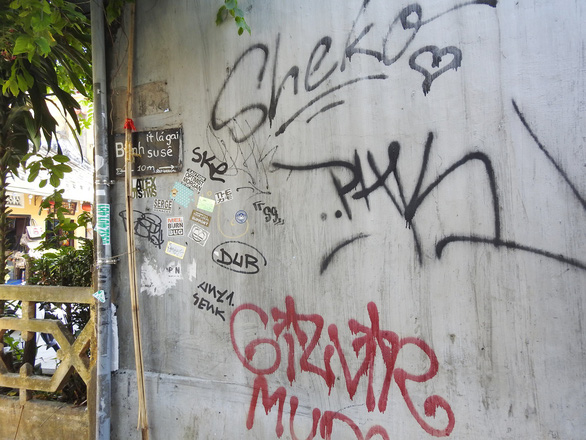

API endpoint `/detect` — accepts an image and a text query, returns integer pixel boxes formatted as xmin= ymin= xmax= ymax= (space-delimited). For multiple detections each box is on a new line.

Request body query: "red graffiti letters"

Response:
xmin=230 ymin=296 xmax=455 ymax=438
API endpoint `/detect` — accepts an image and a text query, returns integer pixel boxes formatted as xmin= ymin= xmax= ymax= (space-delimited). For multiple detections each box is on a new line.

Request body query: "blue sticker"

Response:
xmin=170 ymin=182 xmax=194 ymax=207
xmin=235 ymin=210 xmax=248 ymax=224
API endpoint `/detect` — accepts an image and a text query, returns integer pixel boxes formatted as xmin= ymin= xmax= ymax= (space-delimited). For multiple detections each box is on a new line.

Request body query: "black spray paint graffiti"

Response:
xmin=253 ymin=201 xmax=285 ymax=225
xmin=409 ymin=46 xmax=462 ymax=96
xmin=207 ymin=124 xmax=276 ymax=198
xmin=211 ymin=0 xmax=496 ymax=143
xmin=273 ymin=100 xmax=586 ymax=274
xmin=191 ymin=146 xmax=228 ymax=182
xmin=212 ymin=241 xmax=268 ymax=274
xmin=119 ymin=210 xmax=164 ymax=249
xmin=193 ymin=281 xmax=236 ymax=322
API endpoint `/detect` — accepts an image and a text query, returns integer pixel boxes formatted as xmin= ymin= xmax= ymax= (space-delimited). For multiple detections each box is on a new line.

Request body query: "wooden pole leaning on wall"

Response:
xmin=123 ymin=3 xmax=150 ymax=439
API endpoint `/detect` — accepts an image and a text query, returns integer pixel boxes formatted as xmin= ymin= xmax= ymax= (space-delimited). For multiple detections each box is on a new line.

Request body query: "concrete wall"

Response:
xmin=103 ymin=1 xmax=586 ymax=438
xmin=0 ymin=396 xmax=90 ymax=440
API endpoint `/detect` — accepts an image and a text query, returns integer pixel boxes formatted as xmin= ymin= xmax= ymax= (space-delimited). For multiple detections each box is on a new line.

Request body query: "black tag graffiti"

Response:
xmin=273 ymin=100 xmax=586 ymax=274
xmin=119 ymin=210 xmax=164 ymax=249
xmin=211 ymin=1 xmax=497 ymax=143
xmin=193 ymin=281 xmax=237 ymax=322
xmin=409 ymin=46 xmax=462 ymax=95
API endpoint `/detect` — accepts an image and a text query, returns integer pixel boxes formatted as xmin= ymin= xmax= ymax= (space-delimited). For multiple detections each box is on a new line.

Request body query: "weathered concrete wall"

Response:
xmin=0 ymin=396 xmax=90 ymax=439
xmin=104 ymin=1 xmax=586 ymax=438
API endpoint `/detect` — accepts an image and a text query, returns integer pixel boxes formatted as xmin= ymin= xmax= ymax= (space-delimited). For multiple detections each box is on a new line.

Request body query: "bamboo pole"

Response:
xmin=123 ymin=3 xmax=150 ymax=439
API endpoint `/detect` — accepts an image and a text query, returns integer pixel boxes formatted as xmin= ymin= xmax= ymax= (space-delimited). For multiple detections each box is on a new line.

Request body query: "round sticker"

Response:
xmin=235 ymin=210 xmax=248 ymax=224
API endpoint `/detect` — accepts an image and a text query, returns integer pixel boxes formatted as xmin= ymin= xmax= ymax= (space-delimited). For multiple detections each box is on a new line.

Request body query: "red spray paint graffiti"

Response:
xmin=230 ymin=296 xmax=455 ymax=438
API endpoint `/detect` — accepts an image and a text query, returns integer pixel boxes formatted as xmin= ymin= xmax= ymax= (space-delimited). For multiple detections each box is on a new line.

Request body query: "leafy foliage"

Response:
xmin=1 ymin=0 xmax=92 ymax=101
xmin=24 ymin=152 xmax=72 ymax=188
xmin=216 ymin=0 xmax=251 ymax=35
xmin=104 ymin=0 xmax=135 ymax=25
xmin=0 ymin=0 xmax=91 ymax=161
xmin=0 ymin=0 xmax=91 ymax=282
xmin=26 ymin=238 xmax=93 ymax=287
xmin=20 ymin=147 xmax=90 ymax=250
xmin=37 ymin=192 xmax=92 ymax=251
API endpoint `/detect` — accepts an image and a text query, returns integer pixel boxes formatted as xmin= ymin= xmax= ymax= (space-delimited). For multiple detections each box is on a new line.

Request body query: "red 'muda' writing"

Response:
xmin=230 ymin=296 xmax=455 ymax=438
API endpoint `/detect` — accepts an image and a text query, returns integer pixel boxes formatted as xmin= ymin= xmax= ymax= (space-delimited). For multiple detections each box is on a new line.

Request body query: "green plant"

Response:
xmin=35 ymin=194 xmax=91 ymax=251
xmin=0 ymin=0 xmax=91 ymax=283
xmin=0 ymin=300 xmax=24 ymax=388
xmin=216 ymin=0 xmax=251 ymax=35
xmin=26 ymin=238 xmax=93 ymax=287
xmin=2 ymin=332 xmax=23 ymax=366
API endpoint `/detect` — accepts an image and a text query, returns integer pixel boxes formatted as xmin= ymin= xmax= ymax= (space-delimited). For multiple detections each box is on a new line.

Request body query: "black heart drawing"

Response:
xmin=409 ymin=46 xmax=463 ymax=95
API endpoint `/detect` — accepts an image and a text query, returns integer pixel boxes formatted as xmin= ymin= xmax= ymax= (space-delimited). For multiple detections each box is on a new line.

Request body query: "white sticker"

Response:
xmin=182 ymin=168 xmax=206 ymax=193
xmin=93 ymin=290 xmax=106 ymax=303
xmin=188 ymin=224 xmax=210 ymax=247
xmin=153 ymin=198 xmax=173 ymax=213
xmin=165 ymin=241 xmax=187 ymax=259
xmin=214 ymin=188 xmax=233 ymax=204
xmin=167 ymin=217 xmax=184 ymax=236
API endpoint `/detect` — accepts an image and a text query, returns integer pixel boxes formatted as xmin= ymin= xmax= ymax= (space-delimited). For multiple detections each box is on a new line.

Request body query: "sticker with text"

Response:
xmin=214 ymin=188 xmax=233 ymax=204
xmin=97 ymin=204 xmax=111 ymax=245
xmin=153 ymin=198 xmax=173 ymax=213
xmin=165 ymin=241 xmax=187 ymax=259
xmin=165 ymin=264 xmax=182 ymax=280
xmin=167 ymin=217 xmax=184 ymax=236
xmin=182 ymin=168 xmax=206 ymax=193
xmin=191 ymin=210 xmax=211 ymax=227
xmin=132 ymin=177 xmax=157 ymax=198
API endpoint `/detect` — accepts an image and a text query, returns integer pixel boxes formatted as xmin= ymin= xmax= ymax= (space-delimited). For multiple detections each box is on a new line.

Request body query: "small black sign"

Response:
xmin=111 ymin=127 xmax=183 ymax=176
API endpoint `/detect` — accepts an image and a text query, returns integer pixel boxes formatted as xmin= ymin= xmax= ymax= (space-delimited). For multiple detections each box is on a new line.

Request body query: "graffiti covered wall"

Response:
xmin=105 ymin=1 xmax=586 ymax=438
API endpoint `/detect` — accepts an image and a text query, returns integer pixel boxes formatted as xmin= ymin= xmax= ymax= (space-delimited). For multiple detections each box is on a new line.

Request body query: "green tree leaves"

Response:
xmin=216 ymin=0 xmax=251 ymax=36
xmin=24 ymin=152 xmax=72 ymax=187
xmin=0 ymin=0 xmax=91 ymax=283
xmin=1 ymin=0 xmax=91 ymax=98
xmin=1 ymin=0 xmax=91 ymax=160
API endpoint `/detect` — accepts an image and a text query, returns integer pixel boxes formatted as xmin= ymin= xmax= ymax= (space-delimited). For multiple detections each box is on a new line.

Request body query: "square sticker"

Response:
xmin=170 ymin=182 xmax=194 ymax=207
xmin=167 ymin=217 xmax=184 ymax=236
xmin=214 ymin=188 xmax=233 ymax=204
xmin=188 ymin=224 xmax=210 ymax=246
xmin=182 ymin=168 xmax=206 ymax=193
xmin=191 ymin=210 xmax=211 ymax=227
xmin=197 ymin=196 xmax=216 ymax=213
xmin=165 ymin=241 xmax=187 ymax=259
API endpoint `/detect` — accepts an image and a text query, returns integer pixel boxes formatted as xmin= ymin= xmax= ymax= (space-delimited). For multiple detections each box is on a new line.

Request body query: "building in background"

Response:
xmin=4 ymin=102 xmax=94 ymax=283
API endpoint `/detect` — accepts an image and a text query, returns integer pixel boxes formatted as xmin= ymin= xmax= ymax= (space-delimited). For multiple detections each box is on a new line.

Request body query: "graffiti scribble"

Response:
xmin=231 ymin=296 xmax=455 ymax=437
xmin=274 ymin=101 xmax=586 ymax=273
xmin=119 ymin=210 xmax=164 ymax=249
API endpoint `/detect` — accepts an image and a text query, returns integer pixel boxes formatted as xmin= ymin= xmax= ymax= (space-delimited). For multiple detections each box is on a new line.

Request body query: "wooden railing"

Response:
xmin=0 ymin=285 xmax=96 ymax=440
